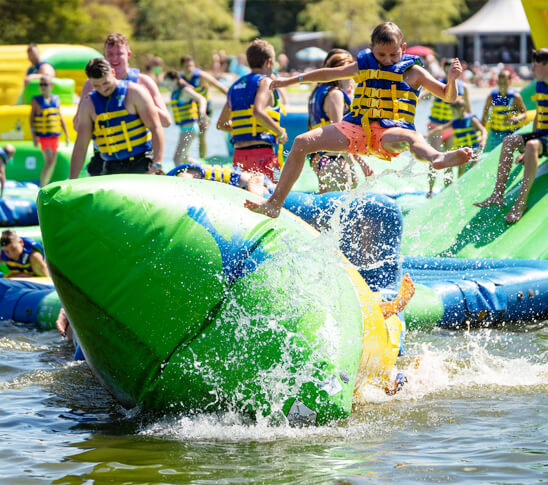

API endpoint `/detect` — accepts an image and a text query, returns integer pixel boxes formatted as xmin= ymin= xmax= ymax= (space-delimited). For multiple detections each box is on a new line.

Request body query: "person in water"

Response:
xmin=69 ymin=58 xmax=164 ymax=178
xmin=30 ymin=75 xmax=70 ymax=186
xmin=74 ymin=33 xmax=171 ymax=176
xmin=0 ymin=144 xmax=16 ymax=198
xmin=0 ymin=230 xmax=49 ymax=278
xmin=474 ymin=49 xmax=548 ymax=223
xmin=163 ymin=70 xmax=208 ymax=164
xmin=180 ymin=55 xmax=228 ymax=159
xmin=480 ymin=70 xmax=527 ymax=153
xmin=168 ymin=161 xmax=275 ymax=197
xmin=217 ymin=39 xmax=289 ymax=182
xmin=245 ymin=22 xmax=473 ymax=218
xmin=308 ymin=48 xmax=373 ymax=193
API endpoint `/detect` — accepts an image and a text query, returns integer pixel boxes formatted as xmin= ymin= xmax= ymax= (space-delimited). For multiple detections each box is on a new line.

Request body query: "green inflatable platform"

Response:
xmin=38 ymin=175 xmax=399 ymax=425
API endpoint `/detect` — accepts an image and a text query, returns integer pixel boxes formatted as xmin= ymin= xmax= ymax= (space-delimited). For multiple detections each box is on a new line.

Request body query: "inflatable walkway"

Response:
xmin=400 ymin=121 xmax=548 ymax=329
xmin=37 ymin=175 xmax=404 ymax=425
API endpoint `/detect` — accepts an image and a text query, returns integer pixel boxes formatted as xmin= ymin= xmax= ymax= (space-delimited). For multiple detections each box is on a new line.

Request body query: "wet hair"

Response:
xmin=532 ymin=48 xmax=548 ymax=64
xmin=371 ymin=22 xmax=404 ymax=46
xmin=27 ymin=43 xmax=38 ymax=52
xmin=0 ymin=230 xmax=18 ymax=247
xmin=246 ymin=39 xmax=275 ymax=69
xmin=164 ymin=69 xmax=180 ymax=81
xmin=85 ymin=58 xmax=112 ymax=79
xmin=498 ymin=70 xmax=512 ymax=81
xmin=180 ymin=55 xmax=194 ymax=67
xmin=323 ymin=49 xmax=354 ymax=87
xmin=3 ymin=144 xmax=15 ymax=157
xmin=104 ymin=33 xmax=130 ymax=50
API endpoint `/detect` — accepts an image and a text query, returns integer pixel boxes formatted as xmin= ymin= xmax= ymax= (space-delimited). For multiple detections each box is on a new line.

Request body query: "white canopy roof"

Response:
xmin=445 ymin=0 xmax=530 ymax=35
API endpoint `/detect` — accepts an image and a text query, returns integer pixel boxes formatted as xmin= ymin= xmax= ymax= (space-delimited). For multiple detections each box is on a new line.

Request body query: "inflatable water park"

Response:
xmin=2 ymin=6 xmax=548 ymax=424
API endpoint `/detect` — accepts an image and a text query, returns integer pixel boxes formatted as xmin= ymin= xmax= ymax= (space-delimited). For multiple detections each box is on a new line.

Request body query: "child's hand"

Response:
xmin=278 ymin=129 xmax=288 ymax=144
xmin=515 ymin=153 xmax=525 ymax=165
xmin=270 ymin=78 xmax=291 ymax=90
xmin=447 ymin=58 xmax=463 ymax=81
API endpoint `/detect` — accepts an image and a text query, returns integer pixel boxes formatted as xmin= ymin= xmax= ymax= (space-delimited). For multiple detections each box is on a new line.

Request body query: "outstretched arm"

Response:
xmin=216 ymin=102 xmax=231 ymax=132
xmin=271 ymin=62 xmax=359 ymax=90
xmin=199 ymin=70 xmax=228 ymax=95
xmin=472 ymin=116 xmax=488 ymax=149
xmin=416 ymin=58 xmax=463 ymax=102
xmin=480 ymin=93 xmax=492 ymax=126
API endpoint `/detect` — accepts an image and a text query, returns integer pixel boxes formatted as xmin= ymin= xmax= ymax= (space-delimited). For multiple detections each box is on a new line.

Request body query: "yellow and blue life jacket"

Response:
xmin=26 ymin=61 xmax=53 ymax=76
xmin=90 ymin=80 xmax=152 ymax=161
xmin=534 ymin=81 xmax=548 ymax=134
xmin=126 ymin=67 xmax=140 ymax=83
xmin=228 ymin=72 xmax=285 ymax=146
xmin=1 ymin=237 xmax=44 ymax=275
xmin=308 ymin=84 xmax=352 ymax=130
xmin=488 ymin=88 xmax=523 ymax=133
xmin=168 ymin=162 xmax=275 ymax=194
xmin=344 ymin=50 xmax=422 ymax=158
xmin=452 ymin=114 xmax=480 ymax=149
xmin=169 ymin=87 xmax=198 ymax=126
xmin=33 ymin=94 xmax=61 ymax=138
xmin=182 ymin=68 xmax=209 ymax=101
xmin=429 ymin=78 xmax=465 ymax=125
xmin=0 ymin=147 xmax=8 ymax=165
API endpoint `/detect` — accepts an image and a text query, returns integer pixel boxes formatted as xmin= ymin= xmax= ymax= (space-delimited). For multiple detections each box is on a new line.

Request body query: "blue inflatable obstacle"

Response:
xmin=283 ymin=190 xmax=548 ymax=330
xmin=0 ymin=197 xmax=38 ymax=226
xmin=283 ymin=191 xmax=403 ymax=293
xmin=0 ymin=278 xmax=60 ymax=330
xmin=402 ymin=257 xmax=548 ymax=329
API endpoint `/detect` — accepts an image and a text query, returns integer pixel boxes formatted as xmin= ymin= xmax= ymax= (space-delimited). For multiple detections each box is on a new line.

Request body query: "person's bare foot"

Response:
xmin=379 ymin=273 xmax=415 ymax=319
xmin=56 ymin=307 xmax=73 ymax=341
xmin=504 ymin=203 xmax=526 ymax=223
xmin=473 ymin=193 xmax=505 ymax=208
xmin=432 ymin=147 xmax=473 ymax=169
xmin=246 ymin=173 xmax=266 ymax=196
xmin=244 ymin=198 xmax=282 ymax=218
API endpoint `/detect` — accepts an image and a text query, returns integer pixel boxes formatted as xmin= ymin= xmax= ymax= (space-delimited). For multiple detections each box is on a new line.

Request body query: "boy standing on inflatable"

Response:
xmin=217 ymin=39 xmax=288 ymax=182
xmin=474 ymin=49 xmax=548 ymax=223
xmin=180 ymin=55 xmax=228 ymax=159
xmin=480 ymin=70 xmax=527 ymax=153
xmin=74 ymin=33 xmax=171 ymax=176
xmin=30 ymin=75 xmax=69 ymax=186
xmin=245 ymin=22 xmax=473 ymax=218
xmin=24 ymin=44 xmax=56 ymax=86
xmin=69 ymin=58 xmax=164 ymax=178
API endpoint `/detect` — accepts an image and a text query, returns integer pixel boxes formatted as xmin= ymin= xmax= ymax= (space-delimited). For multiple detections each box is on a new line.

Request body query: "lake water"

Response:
xmin=1 ymin=90 xmax=547 ymax=484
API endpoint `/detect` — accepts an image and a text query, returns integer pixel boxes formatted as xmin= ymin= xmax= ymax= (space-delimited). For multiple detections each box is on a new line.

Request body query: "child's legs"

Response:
xmin=174 ymin=128 xmax=197 ymax=163
xmin=507 ymin=139 xmax=541 ymax=220
xmin=198 ymin=130 xmax=207 ymax=159
xmin=40 ymin=147 xmax=58 ymax=186
xmin=283 ymin=125 xmax=350 ymax=174
xmin=490 ymin=134 xmax=524 ymax=197
xmin=317 ymin=154 xmax=355 ymax=193
xmin=381 ymin=128 xmax=473 ymax=169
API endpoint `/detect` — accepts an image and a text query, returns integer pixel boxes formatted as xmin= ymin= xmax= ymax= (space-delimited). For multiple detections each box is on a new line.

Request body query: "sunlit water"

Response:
xmin=1 ymin=93 xmax=547 ymax=484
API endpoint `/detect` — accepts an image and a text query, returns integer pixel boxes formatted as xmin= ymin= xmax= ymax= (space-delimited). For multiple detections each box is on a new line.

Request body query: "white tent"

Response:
xmin=444 ymin=0 xmax=531 ymax=64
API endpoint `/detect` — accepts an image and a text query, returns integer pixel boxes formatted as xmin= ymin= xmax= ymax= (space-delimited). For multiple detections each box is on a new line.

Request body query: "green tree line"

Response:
xmin=0 ymin=0 xmax=482 ymax=57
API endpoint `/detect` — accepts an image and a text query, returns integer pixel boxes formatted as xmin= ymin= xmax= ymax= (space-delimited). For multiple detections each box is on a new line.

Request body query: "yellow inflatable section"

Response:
xmin=522 ymin=0 xmax=548 ymax=49
xmin=0 ymin=43 xmax=102 ymax=106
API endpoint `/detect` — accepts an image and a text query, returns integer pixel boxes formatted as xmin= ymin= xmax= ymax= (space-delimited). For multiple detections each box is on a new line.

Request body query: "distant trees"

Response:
xmin=0 ymin=0 xmax=132 ymax=43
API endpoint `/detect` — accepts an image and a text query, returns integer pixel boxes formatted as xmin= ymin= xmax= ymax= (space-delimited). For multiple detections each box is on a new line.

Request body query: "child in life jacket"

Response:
xmin=245 ymin=22 xmax=473 ymax=218
xmin=427 ymin=98 xmax=487 ymax=181
xmin=30 ymin=75 xmax=69 ymax=186
xmin=480 ymin=70 xmax=527 ymax=153
xmin=308 ymin=48 xmax=373 ymax=192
